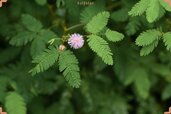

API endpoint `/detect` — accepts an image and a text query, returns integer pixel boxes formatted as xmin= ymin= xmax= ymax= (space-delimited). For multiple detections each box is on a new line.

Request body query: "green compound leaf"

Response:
xmin=86 ymin=11 xmax=110 ymax=34
xmin=136 ymin=29 xmax=161 ymax=46
xmin=30 ymin=30 xmax=57 ymax=58
xmin=58 ymin=50 xmax=81 ymax=88
xmin=87 ymin=34 xmax=113 ymax=65
xmin=146 ymin=0 xmax=160 ymax=23
xmin=105 ymin=29 xmax=124 ymax=42
xmin=5 ymin=92 xmax=26 ymax=114
xmin=9 ymin=31 xmax=35 ymax=46
xmin=163 ymin=32 xmax=171 ymax=51
xmin=140 ymin=40 xmax=158 ymax=56
xmin=21 ymin=14 xmax=43 ymax=32
xmin=30 ymin=47 xmax=59 ymax=75
xmin=129 ymin=0 xmax=149 ymax=16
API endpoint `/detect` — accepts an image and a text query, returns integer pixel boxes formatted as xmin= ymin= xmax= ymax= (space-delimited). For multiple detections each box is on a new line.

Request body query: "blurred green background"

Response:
xmin=0 ymin=0 xmax=171 ymax=114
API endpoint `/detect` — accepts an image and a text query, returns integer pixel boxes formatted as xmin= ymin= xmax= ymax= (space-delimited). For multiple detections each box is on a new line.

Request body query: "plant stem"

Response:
xmin=65 ymin=23 xmax=84 ymax=32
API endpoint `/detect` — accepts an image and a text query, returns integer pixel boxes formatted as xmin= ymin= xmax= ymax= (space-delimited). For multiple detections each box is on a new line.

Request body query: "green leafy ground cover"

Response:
xmin=0 ymin=0 xmax=171 ymax=114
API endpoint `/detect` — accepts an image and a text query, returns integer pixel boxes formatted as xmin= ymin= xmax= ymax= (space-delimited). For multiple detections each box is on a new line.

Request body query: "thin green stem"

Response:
xmin=65 ymin=23 xmax=84 ymax=32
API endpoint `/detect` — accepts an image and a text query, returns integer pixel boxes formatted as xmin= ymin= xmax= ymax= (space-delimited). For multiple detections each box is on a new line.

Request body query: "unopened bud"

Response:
xmin=58 ymin=44 xmax=66 ymax=51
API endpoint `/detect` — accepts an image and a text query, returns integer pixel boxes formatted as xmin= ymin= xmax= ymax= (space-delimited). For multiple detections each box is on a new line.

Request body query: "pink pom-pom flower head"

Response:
xmin=68 ymin=33 xmax=84 ymax=49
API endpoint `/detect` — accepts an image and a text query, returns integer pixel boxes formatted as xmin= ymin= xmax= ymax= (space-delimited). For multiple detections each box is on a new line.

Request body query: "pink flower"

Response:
xmin=68 ymin=33 xmax=84 ymax=49
xmin=0 ymin=0 xmax=7 ymax=7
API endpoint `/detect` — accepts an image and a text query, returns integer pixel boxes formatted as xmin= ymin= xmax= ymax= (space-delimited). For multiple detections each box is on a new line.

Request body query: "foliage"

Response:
xmin=87 ymin=34 xmax=113 ymax=65
xmin=0 ymin=0 xmax=171 ymax=114
xmin=5 ymin=92 xmax=26 ymax=114
xmin=58 ymin=50 xmax=81 ymax=88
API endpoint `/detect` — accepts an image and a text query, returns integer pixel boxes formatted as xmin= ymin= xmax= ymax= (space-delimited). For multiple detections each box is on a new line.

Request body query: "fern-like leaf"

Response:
xmin=30 ymin=47 xmax=59 ymax=75
xmin=136 ymin=29 xmax=161 ymax=46
xmin=5 ymin=92 xmax=26 ymax=114
xmin=129 ymin=0 xmax=149 ymax=16
xmin=21 ymin=14 xmax=42 ymax=32
xmin=105 ymin=29 xmax=124 ymax=42
xmin=10 ymin=31 xmax=35 ymax=46
xmin=163 ymin=32 xmax=171 ymax=51
xmin=87 ymin=34 xmax=113 ymax=65
xmin=86 ymin=11 xmax=110 ymax=34
xmin=58 ymin=50 xmax=81 ymax=88
xmin=146 ymin=0 xmax=160 ymax=23
xmin=140 ymin=40 xmax=158 ymax=56
xmin=30 ymin=30 xmax=57 ymax=58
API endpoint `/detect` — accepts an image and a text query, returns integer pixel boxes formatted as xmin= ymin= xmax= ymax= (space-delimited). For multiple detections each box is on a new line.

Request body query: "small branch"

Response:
xmin=65 ymin=23 xmax=84 ymax=32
